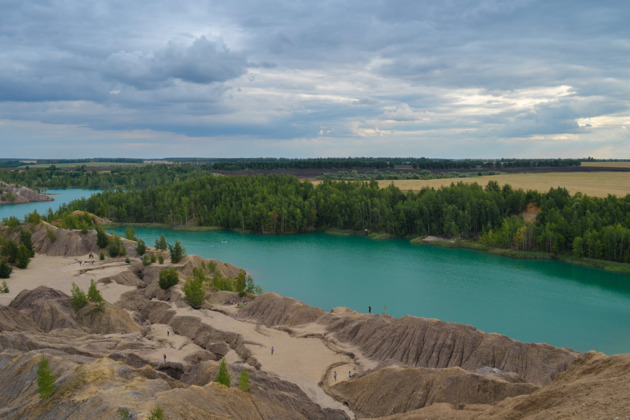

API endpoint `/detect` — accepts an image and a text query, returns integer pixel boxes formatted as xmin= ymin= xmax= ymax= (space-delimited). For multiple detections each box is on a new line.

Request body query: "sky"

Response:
xmin=1 ymin=0 xmax=629 ymax=159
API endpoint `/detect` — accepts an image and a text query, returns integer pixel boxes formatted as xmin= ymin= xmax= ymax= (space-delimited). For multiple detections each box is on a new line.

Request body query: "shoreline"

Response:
xmin=102 ymin=223 xmax=630 ymax=274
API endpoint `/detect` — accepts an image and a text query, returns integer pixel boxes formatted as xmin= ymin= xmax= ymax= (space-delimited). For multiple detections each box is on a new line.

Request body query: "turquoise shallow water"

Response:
xmin=116 ymin=228 xmax=630 ymax=355
xmin=3 ymin=190 xmax=630 ymax=354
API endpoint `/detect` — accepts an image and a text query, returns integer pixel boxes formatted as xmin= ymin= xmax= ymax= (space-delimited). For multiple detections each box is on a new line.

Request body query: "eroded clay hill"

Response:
xmin=0 ymin=181 xmax=53 ymax=205
xmin=1 ymin=226 xmax=629 ymax=419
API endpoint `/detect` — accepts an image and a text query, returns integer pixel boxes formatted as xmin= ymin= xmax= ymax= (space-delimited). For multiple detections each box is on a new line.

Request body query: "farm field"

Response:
xmin=581 ymin=161 xmax=630 ymax=169
xmin=374 ymin=172 xmax=630 ymax=198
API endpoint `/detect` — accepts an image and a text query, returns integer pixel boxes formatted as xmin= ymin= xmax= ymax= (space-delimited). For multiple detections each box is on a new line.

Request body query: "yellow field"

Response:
xmin=581 ymin=161 xmax=630 ymax=169
xmin=376 ymin=172 xmax=630 ymax=198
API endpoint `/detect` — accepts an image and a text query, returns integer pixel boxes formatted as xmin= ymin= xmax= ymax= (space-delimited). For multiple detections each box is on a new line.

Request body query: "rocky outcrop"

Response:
xmin=321 ymin=311 xmax=578 ymax=387
xmin=328 ymin=364 xmax=537 ymax=418
xmin=238 ymin=292 xmax=327 ymax=327
xmin=0 ymin=181 xmax=53 ymax=205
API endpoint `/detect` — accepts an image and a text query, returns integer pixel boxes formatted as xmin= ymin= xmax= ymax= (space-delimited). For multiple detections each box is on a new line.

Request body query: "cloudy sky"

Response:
xmin=1 ymin=0 xmax=629 ymax=159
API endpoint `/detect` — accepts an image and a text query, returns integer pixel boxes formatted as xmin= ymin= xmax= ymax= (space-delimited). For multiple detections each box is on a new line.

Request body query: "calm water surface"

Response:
xmin=3 ymin=190 xmax=629 ymax=354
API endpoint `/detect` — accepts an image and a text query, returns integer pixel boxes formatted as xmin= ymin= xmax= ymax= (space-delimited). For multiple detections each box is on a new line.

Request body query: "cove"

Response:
xmin=0 ymin=189 xmax=101 ymax=221
xmin=114 ymin=227 xmax=630 ymax=355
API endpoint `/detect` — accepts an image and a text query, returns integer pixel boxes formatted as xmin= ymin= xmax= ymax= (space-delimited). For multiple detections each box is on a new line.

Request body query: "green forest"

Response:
xmin=38 ymin=173 xmax=630 ymax=265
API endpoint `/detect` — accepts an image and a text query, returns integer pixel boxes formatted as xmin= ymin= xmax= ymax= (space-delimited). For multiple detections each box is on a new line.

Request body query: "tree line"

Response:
xmin=45 ymin=173 xmax=630 ymax=264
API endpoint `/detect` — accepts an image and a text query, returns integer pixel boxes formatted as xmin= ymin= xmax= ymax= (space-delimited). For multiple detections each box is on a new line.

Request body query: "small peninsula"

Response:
xmin=0 ymin=181 xmax=53 ymax=205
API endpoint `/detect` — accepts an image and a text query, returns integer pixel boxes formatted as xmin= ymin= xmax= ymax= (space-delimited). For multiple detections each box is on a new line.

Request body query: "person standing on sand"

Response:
xmin=349 ymin=371 xmax=352 ymax=379
xmin=334 ymin=371 xmax=337 ymax=381
xmin=163 ymin=354 xmax=166 ymax=363
xmin=271 ymin=346 xmax=274 ymax=355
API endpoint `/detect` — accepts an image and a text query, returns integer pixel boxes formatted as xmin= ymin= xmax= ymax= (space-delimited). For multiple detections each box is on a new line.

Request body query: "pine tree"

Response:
xmin=16 ymin=243 xmax=31 ymax=269
xmin=70 ymin=282 xmax=88 ymax=310
xmin=36 ymin=356 xmax=57 ymax=399
xmin=96 ymin=226 xmax=109 ymax=249
xmin=0 ymin=259 xmax=12 ymax=279
xmin=168 ymin=240 xmax=186 ymax=263
xmin=238 ymin=370 xmax=251 ymax=391
xmin=215 ymin=358 xmax=231 ymax=387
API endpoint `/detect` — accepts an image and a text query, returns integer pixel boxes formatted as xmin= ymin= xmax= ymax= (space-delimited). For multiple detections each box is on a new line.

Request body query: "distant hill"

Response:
xmin=0 ymin=181 xmax=53 ymax=205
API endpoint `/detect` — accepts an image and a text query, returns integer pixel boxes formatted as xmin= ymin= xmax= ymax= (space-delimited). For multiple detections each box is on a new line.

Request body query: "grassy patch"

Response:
xmin=559 ymin=256 xmax=630 ymax=274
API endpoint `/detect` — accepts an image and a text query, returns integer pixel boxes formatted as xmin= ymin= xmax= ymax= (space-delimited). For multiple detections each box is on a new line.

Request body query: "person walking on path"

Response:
xmin=334 ymin=371 xmax=337 ymax=381
xmin=271 ymin=346 xmax=274 ymax=355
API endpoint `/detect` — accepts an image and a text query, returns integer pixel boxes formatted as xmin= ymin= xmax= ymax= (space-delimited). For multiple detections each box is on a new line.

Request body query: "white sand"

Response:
xmin=2 ymin=254 xmax=359 ymax=418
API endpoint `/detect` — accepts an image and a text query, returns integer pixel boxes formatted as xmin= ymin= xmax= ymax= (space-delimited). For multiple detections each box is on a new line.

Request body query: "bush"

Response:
xmin=70 ymin=282 xmax=88 ymax=310
xmin=118 ymin=408 xmax=130 ymax=420
xmin=124 ymin=227 xmax=136 ymax=241
xmin=99 ymin=252 xmax=105 ymax=260
xmin=125 ymin=257 xmax=130 ymax=264
xmin=168 ymin=240 xmax=186 ymax=263
xmin=158 ymin=268 xmax=179 ymax=290
xmin=1 ymin=280 xmax=9 ymax=293
xmin=1 ymin=239 xmax=18 ymax=264
xmin=238 ymin=370 xmax=251 ymax=391
xmin=20 ymin=229 xmax=34 ymax=257
xmin=136 ymin=239 xmax=146 ymax=256
xmin=0 ymin=259 xmax=12 ymax=279
xmin=108 ymin=235 xmax=125 ymax=258
xmin=16 ymin=244 xmax=31 ymax=269
xmin=96 ymin=226 xmax=109 ymax=249
xmin=146 ymin=405 xmax=165 ymax=420
xmin=183 ymin=276 xmax=204 ymax=309
xmin=150 ymin=253 xmax=156 ymax=263
xmin=158 ymin=255 xmax=164 ymax=264
xmin=142 ymin=255 xmax=151 ymax=266
xmin=25 ymin=210 xmax=41 ymax=224
xmin=215 ymin=358 xmax=231 ymax=387
xmin=46 ymin=228 xmax=57 ymax=243
xmin=36 ymin=356 xmax=57 ymax=399
xmin=87 ymin=279 xmax=104 ymax=304
xmin=154 ymin=235 xmax=168 ymax=251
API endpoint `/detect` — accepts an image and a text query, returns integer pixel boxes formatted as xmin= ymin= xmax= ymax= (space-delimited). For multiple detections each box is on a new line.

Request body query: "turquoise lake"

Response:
xmin=3 ymin=189 xmax=630 ymax=355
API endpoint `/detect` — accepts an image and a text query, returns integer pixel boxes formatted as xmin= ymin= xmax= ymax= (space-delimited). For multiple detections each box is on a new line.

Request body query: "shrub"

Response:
xmin=118 ymin=408 xmax=131 ymax=420
xmin=36 ymin=356 xmax=57 ymax=399
xmin=142 ymin=255 xmax=151 ymax=266
xmin=16 ymin=244 xmax=31 ymax=269
xmin=125 ymin=257 xmax=130 ymax=264
xmin=25 ymin=210 xmax=41 ymax=224
xmin=1 ymin=280 xmax=9 ymax=293
xmin=99 ymin=252 xmax=105 ymax=260
xmin=124 ymin=227 xmax=136 ymax=241
xmin=20 ymin=229 xmax=34 ymax=257
xmin=150 ymin=253 xmax=156 ymax=263
xmin=46 ymin=228 xmax=57 ymax=243
xmin=1 ymin=239 xmax=18 ymax=264
xmin=168 ymin=240 xmax=186 ymax=263
xmin=158 ymin=268 xmax=179 ymax=290
xmin=154 ymin=235 xmax=168 ymax=251
xmin=158 ymin=255 xmax=164 ymax=264
xmin=146 ymin=405 xmax=165 ymax=420
xmin=70 ymin=282 xmax=88 ymax=310
xmin=238 ymin=370 xmax=251 ymax=392
xmin=87 ymin=279 xmax=104 ymax=304
xmin=108 ymin=235 xmax=125 ymax=258
xmin=0 ymin=259 xmax=12 ymax=279
xmin=136 ymin=239 xmax=146 ymax=256
xmin=215 ymin=358 xmax=231 ymax=387
xmin=96 ymin=226 xmax=109 ymax=249
xmin=183 ymin=276 xmax=204 ymax=309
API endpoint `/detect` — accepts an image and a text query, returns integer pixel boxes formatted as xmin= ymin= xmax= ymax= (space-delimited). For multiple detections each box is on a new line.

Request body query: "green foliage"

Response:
xmin=25 ymin=210 xmax=41 ymax=224
xmin=125 ymin=257 xmax=130 ymax=264
xmin=20 ymin=228 xmax=34 ymax=257
xmin=46 ymin=227 xmax=57 ymax=243
xmin=238 ymin=370 xmax=251 ymax=392
xmin=158 ymin=268 xmax=179 ymax=290
xmin=87 ymin=279 xmax=104 ymax=304
xmin=96 ymin=226 xmax=109 ymax=249
xmin=0 ymin=279 xmax=9 ymax=293
xmin=150 ymin=253 xmax=156 ymax=263
xmin=212 ymin=272 xmax=233 ymax=292
xmin=124 ymin=227 xmax=136 ymax=241
xmin=16 ymin=244 xmax=31 ymax=268
xmin=215 ymin=358 xmax=231 ymax=387
xmin=168 ymin=240 xmax=185 ymax=263
xmin=154 ymin=235 xmax=168 ymax=251
xmin=136 ymin=239 xmax=146 ymax=256
xmin=1 ymin=239 xmax=18 ymax=264
xmin=36 ymin=356 xmax=57 ymax=399
xmin=145 ymin=405 xmax=165 ymax=420
xmin=142 ymin=255 xmax=152 ymax=266
xmin=99 ymin=252 xmax=104 ymax=260
xmin=158 ymin=255 xmax=164 ymax=264
xmin=70 ymin=282 xmax=88 ymax=310
xmin=183 ymin=275 xmax=205 ymax=309
xmin=118 ymin=407 xmax=131 ymax=420
xmin=108 ymin=235 xmax=126 ymax=258
xmin=2 ymin=216 xmax=21 ymax=230
xmin=0 ymin=259 xmax=12 ymax=279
